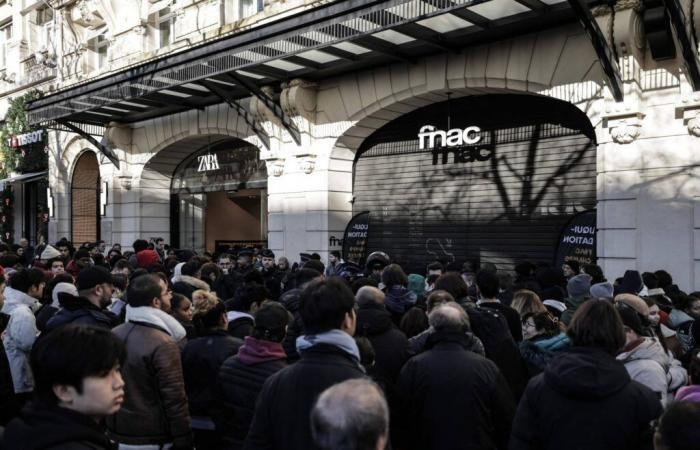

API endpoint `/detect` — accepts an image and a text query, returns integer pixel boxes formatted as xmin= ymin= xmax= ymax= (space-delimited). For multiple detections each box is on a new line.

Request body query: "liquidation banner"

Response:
xmin=554 ymin=210 xmax=597 ymax=268
xmin=342 ymin=211 xmax=370 ymax=266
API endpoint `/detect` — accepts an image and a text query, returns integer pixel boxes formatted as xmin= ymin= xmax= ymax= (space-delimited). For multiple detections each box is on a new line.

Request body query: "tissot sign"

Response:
xmin=7 ymin=130 xmax=44 ymax=148
xmin=418 ymin=125 xmax=494 ymax=165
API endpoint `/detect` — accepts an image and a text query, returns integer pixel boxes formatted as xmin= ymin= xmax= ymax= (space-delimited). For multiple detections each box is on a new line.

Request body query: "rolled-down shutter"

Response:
xmin=71 ymin=152 xmax=100 ymax=244
xmin=352 ymin=96 xmax=597 ymax=274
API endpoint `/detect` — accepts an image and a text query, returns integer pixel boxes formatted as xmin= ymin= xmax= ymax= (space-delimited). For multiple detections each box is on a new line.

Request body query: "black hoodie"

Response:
xmin=510 ymin=347 xmax=663 ymax=450
xmin=5 ymin=404 xmax=117 ymax=449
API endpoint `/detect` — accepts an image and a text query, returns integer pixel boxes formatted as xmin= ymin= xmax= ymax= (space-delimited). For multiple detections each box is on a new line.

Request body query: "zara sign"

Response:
xmin=197 ymin=153 xmax=220 ymax=172
xmin=418 ymin=125 xmax=494 ymax=165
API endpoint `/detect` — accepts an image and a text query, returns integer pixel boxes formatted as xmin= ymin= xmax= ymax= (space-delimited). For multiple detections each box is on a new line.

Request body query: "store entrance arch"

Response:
xmin=71 ymin=151 xmax=100 ymax=244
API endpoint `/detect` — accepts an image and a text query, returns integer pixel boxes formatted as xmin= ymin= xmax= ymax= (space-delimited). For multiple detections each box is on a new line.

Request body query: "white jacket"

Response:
xmin=1 ymin=287 xmax=39 ymax=393
xmin=616 ymin=337 xmax=687 ymax=406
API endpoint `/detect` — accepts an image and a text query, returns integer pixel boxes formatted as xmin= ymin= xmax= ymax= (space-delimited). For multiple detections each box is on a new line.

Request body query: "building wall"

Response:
xmin=41 ymin=3 xmax=700 ymax=290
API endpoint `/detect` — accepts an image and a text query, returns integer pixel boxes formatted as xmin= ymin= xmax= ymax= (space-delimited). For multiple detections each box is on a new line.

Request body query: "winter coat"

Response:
xmin=478 ymin=300 xmax=523 ymax=341
xmin=172 ymin=275 xmax=210 ymax=300
xmin=616 ymin=337 xmax=687 ymax=405
xmin=279 ymin=288 xmax=303 ymax=362
xmin=355 ymin=302 xmax=409 ymax=388
xmin=44 ymin=295 xmax=116 ymax=333
xmin=560 ymin=296 xmax=588 ymax=326
xmin=216 ymin=337 xmax=288 ymax=449
xmin=243 ymin=343 xmax=365 ymax=450
xmin=106 ymin=321 xmax=192 ymax=448
xmin=5 ymin=404 xmax=117 ymax=450
xmin=384 ymin=286 xmax=417 ymax=324
xmin=408 ymin=326 xmax=485 ymax=356
xmin=668 ymin=308 xmax=693 ymax=329
xmin=510 ymin=347 xmax=663 ymax=450
xmin=0 ymin=320 xmax=18 ymax=425
xmin=182 ymin=329 xmax=243 ymax=417
xmin=676 ymin=384 xmax=700 ymax=402
xmin=395 ymin=331 xmax=516 ymax=450
xmin=519 ymin=333 xmax=571 ymax=377
xmin=35 ymin=304 xmax=58 ymax=333
xmin=261 ymin=268 xmax=284 ymax=301
xmin=2 ymin=287 xmax=40 ymax=394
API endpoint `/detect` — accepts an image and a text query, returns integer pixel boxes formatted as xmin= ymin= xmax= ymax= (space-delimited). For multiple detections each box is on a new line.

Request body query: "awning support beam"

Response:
xmin=55 ymin=119 xmax=121 ymax=169
xmin=661 ymin=0 xmax=700 ymax=91
xmin=567 ymin=0 xmax=624 ymax=101
xmin=198 ymin=80 xmax=271 ymax=150
xmin=224 ymin=73 xmax=303 ymax=146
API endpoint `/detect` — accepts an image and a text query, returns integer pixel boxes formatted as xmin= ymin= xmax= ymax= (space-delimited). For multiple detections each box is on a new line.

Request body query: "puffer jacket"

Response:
xmin=519 ymin=333 xmax=571 ymax=377
xmin=616 ymin=337 xmax=687 ymax=405
xmin=2 ymin=287 xmax=39 ymax=394
xmin=106 ymin=321 xmax=192 ymax=448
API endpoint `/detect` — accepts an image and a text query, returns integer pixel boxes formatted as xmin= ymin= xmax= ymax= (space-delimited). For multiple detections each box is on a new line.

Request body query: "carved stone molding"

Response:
xmin=675 ymin=102 xmax=700 ymax=137
xmin=604 ymin=111 xmax=645 ymax=144
xmin=296 ymin=154 xmax=316 ymax=174
xmin=265 ymin=158 xmax=285 ymax=177
xmin=688 ymin=116 xmax=700 ymax=137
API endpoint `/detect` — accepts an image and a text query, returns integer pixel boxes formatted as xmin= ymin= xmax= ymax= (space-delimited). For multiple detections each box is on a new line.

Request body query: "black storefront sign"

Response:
xmin=554 ymin=210 xmax=597 ymax=268
xmin=342 ymin=211 xmax=370 ymax=265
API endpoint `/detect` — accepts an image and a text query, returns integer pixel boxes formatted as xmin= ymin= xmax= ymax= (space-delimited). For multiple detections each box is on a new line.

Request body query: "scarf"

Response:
xmin=237 ymin=336 xmax=286 ymax=365
xmin=125 ymin=305 xmax=186 ymax=342
xmin=296 ymin=329 xmax=361 ymax=364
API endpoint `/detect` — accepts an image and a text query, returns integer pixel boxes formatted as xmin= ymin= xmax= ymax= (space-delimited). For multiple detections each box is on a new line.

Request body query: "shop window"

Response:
xmin=71 ymin=152 xmax=100 ymax=245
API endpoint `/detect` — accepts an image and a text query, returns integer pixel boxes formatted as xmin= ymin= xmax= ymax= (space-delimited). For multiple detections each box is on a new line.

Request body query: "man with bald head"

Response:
xmin=355 ymin=286 xmax=409 ymax=392
xmin=311 ymin=379 xmax=389 ymax=450
xmin=395 ymin=303 xmax=515 ymax=450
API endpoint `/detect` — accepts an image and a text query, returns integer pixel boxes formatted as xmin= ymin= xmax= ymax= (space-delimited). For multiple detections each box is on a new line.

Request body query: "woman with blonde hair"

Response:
xmin=511 ymin=289 xmax=546 ymax=317
xmin=192 ymin=289 xmax=218 ymax=307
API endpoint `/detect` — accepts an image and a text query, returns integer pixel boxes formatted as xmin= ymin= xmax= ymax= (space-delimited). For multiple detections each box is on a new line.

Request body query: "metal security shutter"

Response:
xmin=353 ymin=95 xmax=597 ymax=274
xmin=71 ymin=152 xmax=100 ymax=244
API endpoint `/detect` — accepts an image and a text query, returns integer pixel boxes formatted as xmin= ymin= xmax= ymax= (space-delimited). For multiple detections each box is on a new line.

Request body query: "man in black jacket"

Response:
xmin=355 ymin=286 xmax=409 ymax=389
xmin=45 ymin=266 xmax=117 ymax=332
xmin=5 ymin=325 xmax=125 ymax=450
xmin=244 ymin=278 xmax=365 ymax=450
xmin=396 ymin=302 xmax=516 ymax=450
xmin=260 ymin=249 xmax=284 ymax=301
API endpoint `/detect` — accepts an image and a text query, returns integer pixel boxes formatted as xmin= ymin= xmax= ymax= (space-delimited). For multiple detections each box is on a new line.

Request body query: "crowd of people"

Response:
xmin=0 ymin=237 xmax=697 ymax=449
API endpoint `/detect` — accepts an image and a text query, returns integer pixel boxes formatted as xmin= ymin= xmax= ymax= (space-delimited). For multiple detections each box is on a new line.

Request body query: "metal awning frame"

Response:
xmin=661 ymin=0 xmax=700 ymax=91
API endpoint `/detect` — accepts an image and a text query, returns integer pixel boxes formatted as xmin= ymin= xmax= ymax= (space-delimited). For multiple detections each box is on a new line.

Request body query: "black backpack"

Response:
xmin=463 ymin=303 xmax=527 ymax=399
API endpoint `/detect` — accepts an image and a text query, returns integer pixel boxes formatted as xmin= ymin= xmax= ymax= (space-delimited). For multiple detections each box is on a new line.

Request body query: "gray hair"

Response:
xmin=356 ymin=286 xmax=385 ymax=307
xmin=428 ymin=302 xmax=470 ymax=332
xmin=311 ymin=379 xmax=389 ymax=450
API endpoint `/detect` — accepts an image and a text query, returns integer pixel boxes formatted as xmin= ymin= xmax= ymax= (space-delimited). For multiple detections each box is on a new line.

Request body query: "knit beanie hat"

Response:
xmin=40 ymin=245 xmax=61 ymax=260
xmin=52 ymin=282 xmax=79 ymax=308
xmin=614 ymin=293 xmax=650 ymax=317
xmin=618 ymin=270 xmax=643 ymax=295
xmin=136 ymin=249 xmax=160 ymax=269
xmin=567 ymin=274 xmax=592 ymax=299
xmin=590 ymin=281 xmax=614 ymax=299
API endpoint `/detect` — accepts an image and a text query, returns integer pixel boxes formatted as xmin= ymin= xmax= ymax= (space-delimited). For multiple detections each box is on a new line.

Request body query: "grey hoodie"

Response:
xmin=2 ymin=287 xmax=40 ymax=393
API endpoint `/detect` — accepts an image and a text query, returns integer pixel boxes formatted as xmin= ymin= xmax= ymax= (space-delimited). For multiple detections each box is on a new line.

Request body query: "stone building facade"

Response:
xmin=18 ymin=0 xmax=700 ymax=290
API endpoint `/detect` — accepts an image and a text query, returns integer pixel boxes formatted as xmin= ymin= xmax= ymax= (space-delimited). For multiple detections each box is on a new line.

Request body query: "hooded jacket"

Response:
xmin=519 ymin=333 xmax=571 ymax=377
xmin=510 ymin=347 xmax=663 ymax=450
xmin=2 ymin=287 xmax=39 ymax=394
xmin=356 ymin=302 xmax=409 ymax=388
xmin=668 ymin=308 xmax=694 ymax=329
xmin=395 ymin=331 xmax=515 ymax=450
xmin=616 ymin=337 xmax=687 ymax=405
xmin=5 ymin=404 xmax=117 ymax=450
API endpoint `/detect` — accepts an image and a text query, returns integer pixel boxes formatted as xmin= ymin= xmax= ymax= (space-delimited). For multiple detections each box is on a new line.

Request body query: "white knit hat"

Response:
xmin=40 ymin=245 xmax=61 ymax=260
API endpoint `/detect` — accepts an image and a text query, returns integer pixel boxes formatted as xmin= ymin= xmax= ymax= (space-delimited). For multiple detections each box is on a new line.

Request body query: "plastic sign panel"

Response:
xmin=342 ymin=211 xmax=370 ymax=265
xmin=554 ymin=209 xmax=597 ymax=268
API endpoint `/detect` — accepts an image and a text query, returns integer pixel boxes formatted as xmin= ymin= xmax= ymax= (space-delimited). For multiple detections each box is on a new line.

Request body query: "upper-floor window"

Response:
xmin=153 ymin=7 xmax=176 ymax=48
xmin=239 ymin=0 xmax=263 ymax=19
xmin=90 ymin=33 xmax=109 ymax=71
xmin=0 ymin=20 xmax=12 ymax=69
xmin=35 ymin=7 xmax=55 ymax=52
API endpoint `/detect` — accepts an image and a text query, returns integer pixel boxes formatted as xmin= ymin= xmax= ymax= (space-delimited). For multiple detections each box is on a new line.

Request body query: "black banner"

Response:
xmin=554 ymin=210 xmax=597 ymax=268
xmin=342 ymin=211 xmax=370 ymax=265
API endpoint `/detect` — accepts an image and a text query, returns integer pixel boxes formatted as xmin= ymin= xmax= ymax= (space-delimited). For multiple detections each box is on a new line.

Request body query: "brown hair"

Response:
xmin=566 ymin=300 xmax=625 ymax=355
xmin=434 ymin=272 xmax=469 ymax=300
xmin=511 ymin=289 xmax=546 ymax=317
xmin=426 ymin=290 xmax=456 ymax=313
xmin=381 ymin=264 xmax=408 ymax=288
